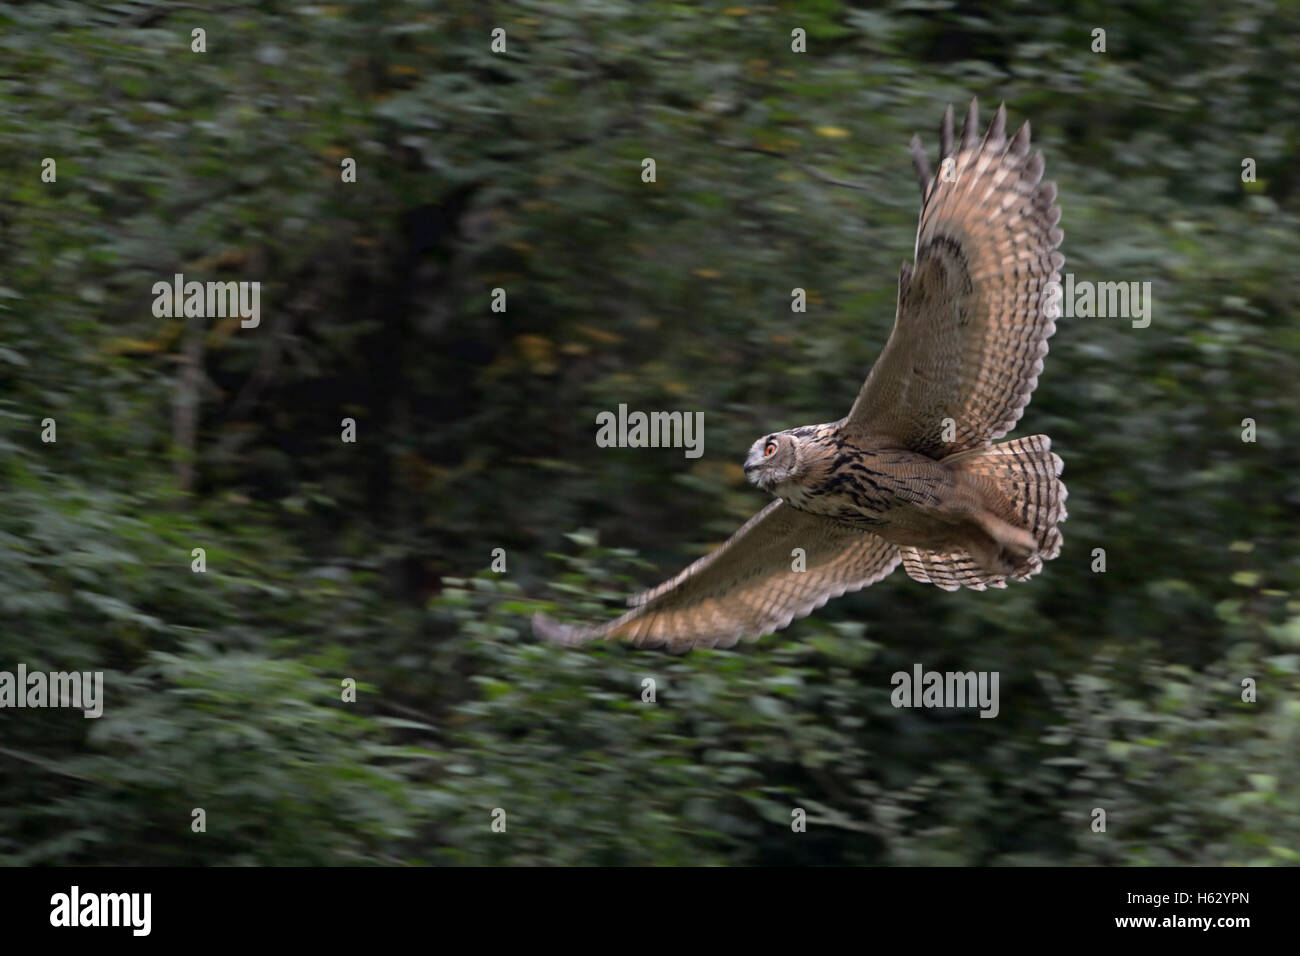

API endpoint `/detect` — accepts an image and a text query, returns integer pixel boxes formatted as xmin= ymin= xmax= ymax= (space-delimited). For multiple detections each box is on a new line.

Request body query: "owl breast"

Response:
xmin=777 ymin=443 xmax=955 ymax=529
xmin=776 ymin=478 xmax=888 ymax=528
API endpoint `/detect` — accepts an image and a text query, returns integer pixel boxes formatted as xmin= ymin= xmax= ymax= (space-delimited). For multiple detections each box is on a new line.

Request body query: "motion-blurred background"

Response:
xmin=2 ymin=1 xmax=1297 ymax=865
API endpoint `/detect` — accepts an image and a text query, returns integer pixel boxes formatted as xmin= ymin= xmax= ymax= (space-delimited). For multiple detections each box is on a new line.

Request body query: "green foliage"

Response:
xmin=13 ymin=642 xmax=425 ymax=866
xmin=1 ymin=0 xmax=1297 ymax=865
xmin=1045 ymin=647 xmax=1300 ymax=866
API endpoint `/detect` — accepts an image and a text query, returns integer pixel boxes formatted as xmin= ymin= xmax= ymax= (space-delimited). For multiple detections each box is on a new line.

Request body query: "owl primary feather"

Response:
xmin=535 ymin=100 xmax=1067 ymax=652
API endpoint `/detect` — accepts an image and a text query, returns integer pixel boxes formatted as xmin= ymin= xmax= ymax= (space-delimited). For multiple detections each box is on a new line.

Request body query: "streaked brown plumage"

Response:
xmin=535 ymin=100 xmax=1068 ymax=652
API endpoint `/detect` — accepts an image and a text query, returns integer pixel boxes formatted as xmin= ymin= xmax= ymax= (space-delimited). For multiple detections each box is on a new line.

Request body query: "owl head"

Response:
xmin=743 ymin=431 xmax=807 ymax=491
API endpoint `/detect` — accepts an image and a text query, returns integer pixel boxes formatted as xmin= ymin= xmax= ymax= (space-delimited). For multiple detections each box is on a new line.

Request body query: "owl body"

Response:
xmin=749 ymin=427 xmax=950 ymax=525
xmin=749 ymin=427 xmax=1026 ymax=572
xmin=537 ymin=100 xmax=1069 ymax=651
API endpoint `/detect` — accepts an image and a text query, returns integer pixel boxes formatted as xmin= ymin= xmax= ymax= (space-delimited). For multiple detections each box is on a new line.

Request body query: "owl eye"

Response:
xmin=764 ymin=440 xmax=777 ymax=458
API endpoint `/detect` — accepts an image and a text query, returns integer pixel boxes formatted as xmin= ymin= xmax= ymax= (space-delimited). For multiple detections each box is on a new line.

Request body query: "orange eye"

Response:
xmin=764 ymin=441 xmax=777 ymax=458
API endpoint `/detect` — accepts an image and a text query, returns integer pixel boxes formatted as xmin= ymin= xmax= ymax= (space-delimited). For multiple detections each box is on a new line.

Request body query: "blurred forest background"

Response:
xmin=2 ymin=0 xmax=1298 ymax=866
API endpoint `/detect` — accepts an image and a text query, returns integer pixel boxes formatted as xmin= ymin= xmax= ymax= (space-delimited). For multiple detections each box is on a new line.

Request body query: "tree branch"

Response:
xmin=0 ymin=746 xmax=99 ymax=784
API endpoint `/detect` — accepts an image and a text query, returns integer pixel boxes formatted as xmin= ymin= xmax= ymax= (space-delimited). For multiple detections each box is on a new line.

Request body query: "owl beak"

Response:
xmin=743 ymin=450 xmax=767 ymax=487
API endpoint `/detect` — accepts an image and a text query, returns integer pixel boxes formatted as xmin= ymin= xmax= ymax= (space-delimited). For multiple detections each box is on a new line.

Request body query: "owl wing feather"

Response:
xmin=842 ymin=100 xmax=1064 ymax=457
xmin=533 ymin=500 xmax=900 ymax=652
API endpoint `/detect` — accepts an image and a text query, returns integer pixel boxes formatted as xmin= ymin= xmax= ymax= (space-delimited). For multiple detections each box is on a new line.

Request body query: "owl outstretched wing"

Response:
xmin=842 ymin=100 xmax=1064 ymax=458
xmin=533 ymin=501 xmax=900 ymax=652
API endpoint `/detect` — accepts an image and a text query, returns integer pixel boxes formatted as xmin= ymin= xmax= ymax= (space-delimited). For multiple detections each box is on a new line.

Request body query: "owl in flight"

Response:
xmin=535 ymin=100 xmax=1067 ymax=652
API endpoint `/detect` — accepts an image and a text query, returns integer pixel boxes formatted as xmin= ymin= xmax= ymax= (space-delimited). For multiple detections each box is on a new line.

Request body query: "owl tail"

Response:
xmin=901 ymin=436 xmax=1067 ymax=591
xmin=952 ymin=434 xmax=1067 ymax=575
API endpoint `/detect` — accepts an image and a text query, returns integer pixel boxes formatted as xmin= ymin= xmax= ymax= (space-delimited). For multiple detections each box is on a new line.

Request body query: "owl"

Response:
xmin=535 ymin=100 xmax=1067 ymax=652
